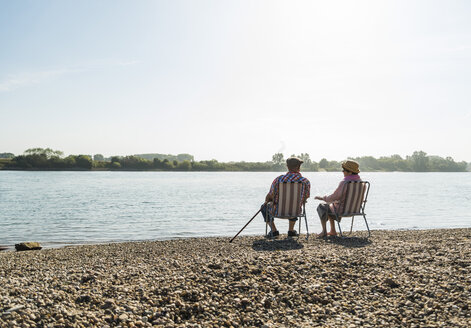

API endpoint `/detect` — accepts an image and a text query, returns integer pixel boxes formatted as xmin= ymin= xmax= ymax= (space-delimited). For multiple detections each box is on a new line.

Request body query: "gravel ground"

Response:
xmin=0 ymin=229 xmax=470 ymax=327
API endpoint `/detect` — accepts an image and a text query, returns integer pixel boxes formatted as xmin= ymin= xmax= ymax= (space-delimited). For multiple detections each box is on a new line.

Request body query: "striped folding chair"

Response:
xmin=266 ymin=182 xmax=309 ymax=240
xmin=330 ymin=181 xmax=371 ymax=237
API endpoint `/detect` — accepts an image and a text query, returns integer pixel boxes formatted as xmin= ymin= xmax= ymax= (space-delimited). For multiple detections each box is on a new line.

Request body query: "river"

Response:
xmin=1 ymin=171 xmax=470 ymax=247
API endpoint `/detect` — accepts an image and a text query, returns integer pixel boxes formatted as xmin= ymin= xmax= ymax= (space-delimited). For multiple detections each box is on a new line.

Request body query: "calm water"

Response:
xmin=0 ymin=171 xmax=470 ymax=248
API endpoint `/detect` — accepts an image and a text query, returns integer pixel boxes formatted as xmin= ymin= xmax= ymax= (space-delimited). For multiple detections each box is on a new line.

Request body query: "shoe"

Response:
xmin=266 ymin=230 xmax=279 ymax=239
xmin=288 ymin=230 xmax=299 ymax=237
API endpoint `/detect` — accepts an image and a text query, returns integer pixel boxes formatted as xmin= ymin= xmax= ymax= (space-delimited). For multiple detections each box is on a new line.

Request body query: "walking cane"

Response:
xmin=229 ymin=207 xmax=262 ymax=243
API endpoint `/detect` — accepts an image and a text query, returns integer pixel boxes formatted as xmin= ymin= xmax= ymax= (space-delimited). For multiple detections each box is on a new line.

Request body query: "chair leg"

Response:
xmin=337 ymin=220 xmax=343 ymax=237
xmin=304 ymin=217 xmax=309 ymax=240
xmin=363 ymin=214 xmax=371 ymax=238
xmin=298 ymin=218 xmax=301 ymax=240
xmin=350 ymin=216 xmax=355 ymax=235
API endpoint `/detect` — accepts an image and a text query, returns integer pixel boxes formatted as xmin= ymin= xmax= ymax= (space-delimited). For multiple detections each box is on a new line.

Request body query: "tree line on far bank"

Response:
xmin=0 ymin=148 xmax=469 ymax=172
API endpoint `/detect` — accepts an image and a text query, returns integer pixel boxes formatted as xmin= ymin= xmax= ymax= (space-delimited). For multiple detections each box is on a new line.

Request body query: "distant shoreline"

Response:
xmin=1 ymin=150 xmax=469 ymax=172
xmin=0 ymin=167 xmax=469 ymax=172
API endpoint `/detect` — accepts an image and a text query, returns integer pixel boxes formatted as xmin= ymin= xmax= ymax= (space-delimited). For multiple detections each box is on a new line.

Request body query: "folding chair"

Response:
xmin=327 ymin=181 xmax=371 ymax=237
xmin=265 ymin=181 xmax=309 ymax=240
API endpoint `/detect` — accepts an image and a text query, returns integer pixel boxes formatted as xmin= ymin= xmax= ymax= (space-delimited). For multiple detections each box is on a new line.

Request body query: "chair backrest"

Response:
xmin=276 ymin=182 xmax=304 ymax=217
xmin=341 ymin=181 xmax=370 ymax=216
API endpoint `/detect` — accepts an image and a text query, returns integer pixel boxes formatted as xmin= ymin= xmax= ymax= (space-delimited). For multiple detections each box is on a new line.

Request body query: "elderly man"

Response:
xmin=261 ymin=157 xmax=311 ymax=238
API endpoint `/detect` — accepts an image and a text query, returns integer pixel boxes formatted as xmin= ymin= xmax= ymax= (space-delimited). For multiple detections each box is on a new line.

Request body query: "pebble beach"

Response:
xmin=1 ymin=229 xmax=470 ymax=327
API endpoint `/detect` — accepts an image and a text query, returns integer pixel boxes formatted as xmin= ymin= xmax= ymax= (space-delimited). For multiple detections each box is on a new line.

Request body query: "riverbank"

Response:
xmin=1 ymin=229 xmax=470 ymax=327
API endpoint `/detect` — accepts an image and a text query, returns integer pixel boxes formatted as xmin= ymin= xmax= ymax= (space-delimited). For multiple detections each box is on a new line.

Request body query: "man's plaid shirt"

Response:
xmin=268 ymin=172 xmax=310 ymax=214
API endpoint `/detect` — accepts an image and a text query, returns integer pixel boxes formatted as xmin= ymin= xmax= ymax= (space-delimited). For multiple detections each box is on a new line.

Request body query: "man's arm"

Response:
xmin=265 ymin=192 xmax=274 ymax=203
xmin=302 ymin=180 xmax=311 ymax=203
xmin=265 ymin=177 xmax=278 ymax=203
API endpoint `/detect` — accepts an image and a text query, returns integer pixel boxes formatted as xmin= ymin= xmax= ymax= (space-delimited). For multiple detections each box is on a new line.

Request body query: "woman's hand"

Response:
xmin=314 ymin=196 xmax=324 ymax=201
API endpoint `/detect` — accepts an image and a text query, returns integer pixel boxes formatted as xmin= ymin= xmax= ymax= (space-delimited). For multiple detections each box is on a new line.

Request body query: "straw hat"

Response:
xmin=342 ymin=160 xmax=360 ymax=174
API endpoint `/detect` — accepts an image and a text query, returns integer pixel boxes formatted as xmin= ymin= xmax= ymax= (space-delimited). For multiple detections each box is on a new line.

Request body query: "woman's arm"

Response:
xmin=318 ymin=181 xmax=344 ymax=203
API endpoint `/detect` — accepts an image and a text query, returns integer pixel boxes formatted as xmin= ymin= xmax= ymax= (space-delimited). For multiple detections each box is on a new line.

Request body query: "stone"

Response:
xmin=118 ymin=313 xmax=128 ymax=321
xmin=15 ymin=242 xmax=42 ymax=251
xmin=75 ymin=295 xmax=92 ymax=303
xmin=3 ymin=305 xmax=25 ymax=314
xmin=384 ymin=278 xmax=400 ymax=288
xmin=101 ymin=299 xmax=115 ymax=309
xmin=81 ymin=275 xmax=95 ymax=284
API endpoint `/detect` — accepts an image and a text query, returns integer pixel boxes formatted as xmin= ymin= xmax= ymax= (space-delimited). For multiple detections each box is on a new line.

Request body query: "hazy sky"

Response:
xmin=1 ymin=0 xmax=470 ymax=162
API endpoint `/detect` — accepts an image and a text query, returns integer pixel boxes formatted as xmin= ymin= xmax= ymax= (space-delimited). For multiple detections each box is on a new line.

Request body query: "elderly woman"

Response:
xmin=315 ymin=160 xmax=361 ymax=237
